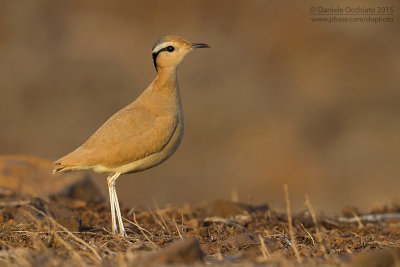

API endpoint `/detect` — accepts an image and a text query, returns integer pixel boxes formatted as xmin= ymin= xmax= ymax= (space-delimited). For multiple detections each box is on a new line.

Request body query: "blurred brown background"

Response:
xmin=1 ymin=0 xmax=399 ymax=213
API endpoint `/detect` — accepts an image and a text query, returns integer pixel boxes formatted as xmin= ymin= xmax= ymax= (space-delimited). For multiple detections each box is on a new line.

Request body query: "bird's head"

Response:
xmin=152 ymin=36 xmax=210 ymax=72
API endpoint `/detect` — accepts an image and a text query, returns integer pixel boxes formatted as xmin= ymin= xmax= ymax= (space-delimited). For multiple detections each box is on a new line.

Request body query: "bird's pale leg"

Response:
xmin=111 ymin=176 xmax=126 ymax=237
xmin=110 ymin=173 xmax=126 ymax=236
xmin=107 ymin=174 xmax=118 ymax=235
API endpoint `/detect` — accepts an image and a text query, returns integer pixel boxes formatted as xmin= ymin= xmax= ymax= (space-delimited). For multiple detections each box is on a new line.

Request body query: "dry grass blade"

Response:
xmin=283 ymin=184 xmax=301 ymax=264
xmin=149 ymin=209 xmax=167 ymax=231
xmin=352 ymin=211 xmax=364 ymax=229
xmin=152 ymin=198 xmax=172 ymax=235
xmin=0 ymin=201 xmax=30 ymax=207
xmin=300 ymin=223 xmax=315 ymax=246
xmin=156 ymin=210 xmax=172 ymax=235
xmin=172 ymin=218 xmax=183 ymax=240
xmin=231 ymin=189 xmax=239 ymax=203
xmin=258 ymin=234 xmax=270 ymax=261
xmin=132 ymin=213 xmax=158 ymax=248
xmin=305 ymin=195 xmax=328 ymax=259
xmin=122 ymin=216 xmax=152 ymax=237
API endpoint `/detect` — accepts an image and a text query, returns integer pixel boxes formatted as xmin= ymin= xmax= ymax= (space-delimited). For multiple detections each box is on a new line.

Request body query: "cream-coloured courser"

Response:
xmin=54 ymin=36 xmax=209 ymax=236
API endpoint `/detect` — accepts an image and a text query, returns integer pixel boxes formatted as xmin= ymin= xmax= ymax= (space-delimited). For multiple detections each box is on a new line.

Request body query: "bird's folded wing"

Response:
xmin=55 ymin=105 xmax=178 ymax=168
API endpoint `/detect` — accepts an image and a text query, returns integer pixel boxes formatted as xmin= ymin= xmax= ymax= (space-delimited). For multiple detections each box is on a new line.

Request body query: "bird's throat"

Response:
xmin=153 ymin=68 xmax=178 ymax=92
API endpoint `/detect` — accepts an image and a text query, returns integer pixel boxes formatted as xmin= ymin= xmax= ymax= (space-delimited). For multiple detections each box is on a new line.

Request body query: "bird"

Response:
xmin=53 ymin=36 xmax=210 ymax=236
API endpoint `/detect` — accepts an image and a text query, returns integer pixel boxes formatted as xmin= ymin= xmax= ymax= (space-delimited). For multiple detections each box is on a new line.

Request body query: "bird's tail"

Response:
xmin=53 ymin=163 xmax=76 ymax=174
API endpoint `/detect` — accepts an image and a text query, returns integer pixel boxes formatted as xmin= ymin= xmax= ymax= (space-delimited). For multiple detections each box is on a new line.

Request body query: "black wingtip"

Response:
xmin=53 ymin=163 xmax=65 ymax=174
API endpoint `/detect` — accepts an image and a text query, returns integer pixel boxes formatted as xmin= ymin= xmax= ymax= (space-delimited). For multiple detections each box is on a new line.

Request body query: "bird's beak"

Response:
xmin=190 ymin=43 xmax=210 ymax=49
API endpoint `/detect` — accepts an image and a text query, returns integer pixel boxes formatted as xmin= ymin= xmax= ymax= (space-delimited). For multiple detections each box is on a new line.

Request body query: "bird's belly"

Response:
xmin=94 ymin=119 xmax=184 ymax=174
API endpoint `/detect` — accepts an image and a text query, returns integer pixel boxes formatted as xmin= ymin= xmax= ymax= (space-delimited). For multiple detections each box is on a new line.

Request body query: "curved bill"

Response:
xmin=191 ymin=43 xmax=210 ymax=49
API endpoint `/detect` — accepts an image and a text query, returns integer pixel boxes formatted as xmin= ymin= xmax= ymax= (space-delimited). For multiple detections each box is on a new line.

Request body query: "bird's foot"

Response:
xmin=118 ymin=229 xmax=127 ymax=237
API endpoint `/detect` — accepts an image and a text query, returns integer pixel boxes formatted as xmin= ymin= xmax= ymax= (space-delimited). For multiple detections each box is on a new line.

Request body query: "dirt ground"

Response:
xmin=1 ymin=190 xmax=400 ymax=266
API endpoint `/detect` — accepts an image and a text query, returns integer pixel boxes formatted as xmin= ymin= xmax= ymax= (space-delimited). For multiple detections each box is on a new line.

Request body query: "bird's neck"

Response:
xmin=143 ymin=67 xmax=182 ymax=115
xmin=153 ymin=67 xmax=179 ymax=94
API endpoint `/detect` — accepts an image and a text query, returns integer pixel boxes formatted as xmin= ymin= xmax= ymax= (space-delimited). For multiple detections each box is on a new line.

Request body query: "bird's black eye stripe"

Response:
xmin=152 ymin=46 xmax=175 ymax=72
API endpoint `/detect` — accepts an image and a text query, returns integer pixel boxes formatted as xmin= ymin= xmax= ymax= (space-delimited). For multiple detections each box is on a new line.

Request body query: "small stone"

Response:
xmin=68 ymin=199 xmax=87 ymax=209
xmin=185 ymin=227 xmax=209 ymax=238
xmin=223 ymin=233 xmax=260 ymax=248
xmin=144 ymin=239 xmax=204 ymax=264
xmin=204 ymin=199 xmax=268 ymax=217
xmin=156 ymin=239 xmax=165 ymax=245
xmin=342 ymin=206 xmax=361 ymax=218
xmin=222 ymin=233 xmax=278 ymax=257
xmin=184 ymin=218 xmax=199 ymax=228
xmin=61 ymin=176 xmax=104 ymax=202
xmin=15 ymin=198 xmax=81 ymax=232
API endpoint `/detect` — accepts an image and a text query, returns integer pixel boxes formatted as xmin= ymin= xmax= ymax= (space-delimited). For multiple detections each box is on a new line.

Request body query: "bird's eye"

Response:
xmin=167 ymin=46 xmax=174 ymax=52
